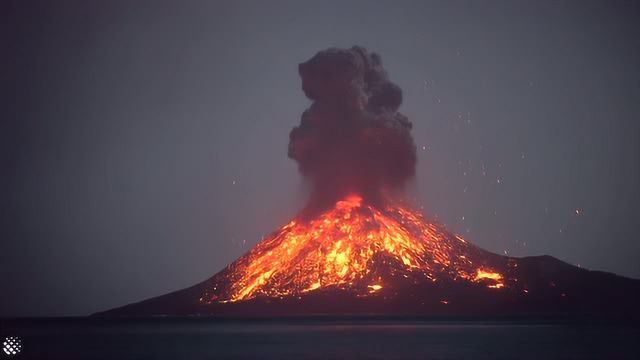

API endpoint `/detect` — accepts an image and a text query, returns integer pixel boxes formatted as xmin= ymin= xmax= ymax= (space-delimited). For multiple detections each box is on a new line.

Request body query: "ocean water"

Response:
xmin=1 ymin=317 xmax=638 ymax=359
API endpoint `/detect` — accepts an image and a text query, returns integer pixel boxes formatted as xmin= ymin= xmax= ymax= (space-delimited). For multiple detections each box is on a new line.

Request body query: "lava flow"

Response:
xmin=200 ymin=195 xmax=505 ymax=304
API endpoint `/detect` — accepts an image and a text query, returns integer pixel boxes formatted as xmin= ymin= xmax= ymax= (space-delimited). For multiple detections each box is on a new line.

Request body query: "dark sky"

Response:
xmin=2 ymin=0 xmax=640 ymax=316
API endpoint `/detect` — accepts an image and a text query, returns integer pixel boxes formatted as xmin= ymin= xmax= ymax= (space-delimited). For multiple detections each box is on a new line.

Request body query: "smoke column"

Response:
xmin=288 ymin=46 xmax=417 ymax=214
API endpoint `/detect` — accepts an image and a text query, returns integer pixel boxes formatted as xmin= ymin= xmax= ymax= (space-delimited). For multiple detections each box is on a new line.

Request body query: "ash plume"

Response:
xmin=288 ymin=46 xmax=416 ymax=212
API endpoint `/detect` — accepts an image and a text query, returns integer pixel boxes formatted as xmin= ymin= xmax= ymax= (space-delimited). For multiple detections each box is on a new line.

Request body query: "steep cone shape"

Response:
xmin=200 ymin=195 xmax=505 ymax=304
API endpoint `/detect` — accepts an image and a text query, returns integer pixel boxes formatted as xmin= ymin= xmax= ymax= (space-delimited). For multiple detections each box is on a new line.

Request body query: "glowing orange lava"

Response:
xmin=201 ymin=195 xmax=506 ymax=303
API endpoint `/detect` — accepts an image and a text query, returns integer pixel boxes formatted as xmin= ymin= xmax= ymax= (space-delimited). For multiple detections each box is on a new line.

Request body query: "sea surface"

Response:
xmin=1 ymin=317 xmax=638 ymax=359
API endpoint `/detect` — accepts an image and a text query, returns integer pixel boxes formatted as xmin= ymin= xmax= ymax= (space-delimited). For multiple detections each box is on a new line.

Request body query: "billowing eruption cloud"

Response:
xmin=288 ymin=46 xmax=416 ymax=213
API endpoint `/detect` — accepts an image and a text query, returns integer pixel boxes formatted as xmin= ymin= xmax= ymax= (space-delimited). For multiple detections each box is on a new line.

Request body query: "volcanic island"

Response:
xmin=97 ymin=46 xmax=640 ymax=317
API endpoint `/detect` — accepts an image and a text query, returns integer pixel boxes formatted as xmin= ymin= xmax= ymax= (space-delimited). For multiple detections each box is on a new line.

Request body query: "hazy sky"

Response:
xmin=2 ymin=0 xmax=639 ymax=316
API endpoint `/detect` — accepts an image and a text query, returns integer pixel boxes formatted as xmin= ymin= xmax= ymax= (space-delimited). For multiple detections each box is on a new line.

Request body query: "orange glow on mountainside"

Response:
xmin=200 ymin=195 xmax=507 ymax=304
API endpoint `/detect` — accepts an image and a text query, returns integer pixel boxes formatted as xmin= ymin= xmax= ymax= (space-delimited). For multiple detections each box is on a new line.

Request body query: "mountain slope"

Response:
xmin=96 ymin=197 xmax=640 ymax=317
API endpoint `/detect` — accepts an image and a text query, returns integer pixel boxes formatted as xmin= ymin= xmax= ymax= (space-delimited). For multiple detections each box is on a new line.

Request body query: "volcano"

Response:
xmin=97 ymin=194 xmax=640 ymax=317
xmin=97 ymin=46 xmax=640 ymax=317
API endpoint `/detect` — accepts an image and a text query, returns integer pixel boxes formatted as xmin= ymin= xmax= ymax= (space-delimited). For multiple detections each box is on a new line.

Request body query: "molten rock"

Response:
xmin=201 ymin=195 xmax=505 ymax=303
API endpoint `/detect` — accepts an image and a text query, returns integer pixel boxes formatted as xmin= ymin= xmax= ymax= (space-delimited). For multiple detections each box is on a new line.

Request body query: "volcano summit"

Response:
xmin=98 ymin=47 xmax=640 ymax=317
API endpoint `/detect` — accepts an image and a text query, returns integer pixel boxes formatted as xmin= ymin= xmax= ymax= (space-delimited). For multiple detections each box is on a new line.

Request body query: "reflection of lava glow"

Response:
xmin=201 ymin=195 xmax=507 ymax=303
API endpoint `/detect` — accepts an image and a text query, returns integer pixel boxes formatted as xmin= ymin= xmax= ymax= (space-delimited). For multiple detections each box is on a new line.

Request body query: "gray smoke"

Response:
xmin=288 ymin=46 xmax=416 ymax=214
